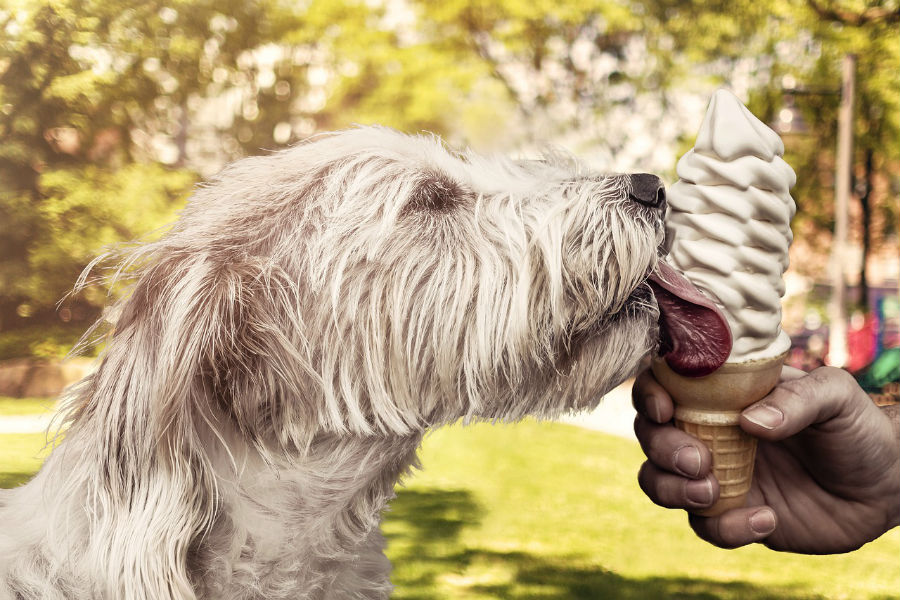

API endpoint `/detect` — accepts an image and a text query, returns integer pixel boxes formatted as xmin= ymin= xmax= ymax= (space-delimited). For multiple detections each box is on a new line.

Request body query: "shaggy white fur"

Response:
xmin=0 ymin=127 xmax=665 ymax=599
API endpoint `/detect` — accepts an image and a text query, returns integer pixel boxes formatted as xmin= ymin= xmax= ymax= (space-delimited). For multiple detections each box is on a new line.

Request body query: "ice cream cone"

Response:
xmin=651 ymin=351 xmax=787 ymax=516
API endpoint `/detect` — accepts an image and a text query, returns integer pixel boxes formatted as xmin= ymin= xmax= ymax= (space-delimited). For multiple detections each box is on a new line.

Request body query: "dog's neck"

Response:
xmin=189 ymin=422 xmax=423 ymax=598
xmin=1 ymin=404 xmax=422 ymax=600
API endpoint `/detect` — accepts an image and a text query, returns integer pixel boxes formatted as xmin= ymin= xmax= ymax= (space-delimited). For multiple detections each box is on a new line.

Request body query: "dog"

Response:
xmin=0 ymin=127 xmax=666 ymax=599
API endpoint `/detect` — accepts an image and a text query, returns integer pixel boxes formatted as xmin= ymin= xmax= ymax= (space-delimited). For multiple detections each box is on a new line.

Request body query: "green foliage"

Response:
xmin=0 ymin=161 xmax=193 ymax=335
xmin=28 ymin=163 xmax=195 ymax=302
xmin=0 ymin=0 xmax=494 ymax=335
xmin=0 ymin=323 xmax=99 ymax=360
xmin=415 ymin=0 xmax=898 ymax=251
xmin=0 ymin=0 xmax=896 ymax=339
xmin=0 ymin=0 xmax=262 ymax=324
xmin=414 ymin=0 xmax=658 ymax=128
xmin=758 ymin=3 xmax=899 ymax=250
xmin=639 ymin=0 xmax=899 ymax=260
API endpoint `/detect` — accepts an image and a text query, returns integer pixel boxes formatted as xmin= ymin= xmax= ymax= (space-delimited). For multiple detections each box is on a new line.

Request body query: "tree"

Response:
xmin=796 ymin=1 xmax=899 ymax=308
xmin=0 ymin=0 xmax=304 ymax=328
xmin=412 ymin=0 xmax=684 ymax=165
xmin=414 ymin=0 xmax=898 ymax=293
xmin=0 ymin=0 xmax=493 ymax=340
xmin=643 ymin=0 xmax=899 ymax=299
xmin=2 ymin=0 xmax=896 ymax=352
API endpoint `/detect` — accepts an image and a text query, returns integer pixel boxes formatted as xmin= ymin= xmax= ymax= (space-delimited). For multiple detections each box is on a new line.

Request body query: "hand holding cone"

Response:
xmin=651 ymin=352 xmax=787 ymax=516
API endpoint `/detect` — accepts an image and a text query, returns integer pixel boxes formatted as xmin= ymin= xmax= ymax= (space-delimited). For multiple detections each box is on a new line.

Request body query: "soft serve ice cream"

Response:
xmin=664 ymin=89 xmax=796 ymax=363
xmin=646 ymin=89 xmax=797 ymax=515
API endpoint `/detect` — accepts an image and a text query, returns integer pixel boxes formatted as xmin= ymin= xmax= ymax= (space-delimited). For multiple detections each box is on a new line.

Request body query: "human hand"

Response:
xmin=633 ymin=364 xmax=900 ymax=553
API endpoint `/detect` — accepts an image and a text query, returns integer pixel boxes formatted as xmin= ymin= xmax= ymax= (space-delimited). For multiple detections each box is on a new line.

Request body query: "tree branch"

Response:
xmin=805 ymin=0 xmax=900 ymax=25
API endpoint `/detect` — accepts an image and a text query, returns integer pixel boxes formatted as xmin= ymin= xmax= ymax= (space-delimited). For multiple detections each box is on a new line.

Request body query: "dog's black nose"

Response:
xmin=628 ymin=174 xmax=666 ymax=209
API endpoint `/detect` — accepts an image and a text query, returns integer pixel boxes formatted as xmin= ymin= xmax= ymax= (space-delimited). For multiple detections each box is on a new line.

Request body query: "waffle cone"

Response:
xmin=651 ymin=352 xmax=787 ymax=517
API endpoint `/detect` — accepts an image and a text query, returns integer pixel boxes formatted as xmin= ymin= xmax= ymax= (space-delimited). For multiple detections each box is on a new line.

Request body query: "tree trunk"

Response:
xmin=859 ymin=146 xmax=873 ymax=310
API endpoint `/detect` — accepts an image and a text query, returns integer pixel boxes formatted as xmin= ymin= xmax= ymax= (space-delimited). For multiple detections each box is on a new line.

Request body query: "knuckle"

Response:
xmin=720 ymin=531 xmax=750 ymax=549
xmin=709 ymin=517 xmax=740 ymax=549
xmin=813 ymin=365 xmax=844 ymax=379
xmin=634 ymin=415 xmax=652 ymax=442
xmin=811 ymin=365 xmax=853 ymax=392
xmin=773 ymin=377 xmax=816 ymax=414
xmin=637 ymin=462 xmax=674 ymax=507
xmin=637 ymin=460 xmax=652 ymax=489
xmin=637 ymin=462 xmax=660 ymax=501
xmin=808 ymin=365 xmax=858 ymax=417
xmin=689 ymin=514 xmax=749 ymax=549
xmin=653 ymin=486 xmax=678 ymax=509
xmin=688 ymin=515 xmax=721 ymax=546
xmin=777 ymin=376 xmax=808 ymax=399
xmin=633 ymin=369 xmax=652 ymax=391
xmin=718 ymin=512 xmax=759 ymax=548
xmin=645 ymin=427 xmax=671 ymax=461
xmin=658 ymin=477 xmax=688 ymax=509
xmin=631 ymin=377 xmax=653 ymax=411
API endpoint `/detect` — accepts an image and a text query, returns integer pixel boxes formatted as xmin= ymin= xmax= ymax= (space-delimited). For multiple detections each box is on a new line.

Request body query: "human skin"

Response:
xmin=633 ymin=363 xmax=900 ymax=554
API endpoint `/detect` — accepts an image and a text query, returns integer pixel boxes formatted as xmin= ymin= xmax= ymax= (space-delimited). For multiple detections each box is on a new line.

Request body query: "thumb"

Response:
xmin=740 ymin=366 xmax=860 ymax=441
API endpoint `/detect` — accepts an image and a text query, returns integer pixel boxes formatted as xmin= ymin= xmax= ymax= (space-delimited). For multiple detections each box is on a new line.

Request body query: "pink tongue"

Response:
xmin=648 ymin=262 xmax=732 ymax=377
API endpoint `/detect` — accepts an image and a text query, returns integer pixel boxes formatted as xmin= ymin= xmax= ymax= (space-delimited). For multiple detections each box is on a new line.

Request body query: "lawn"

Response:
xmin=383 ymin=421 xmax=899 ymax=600
xmin=0 ymin=396 xmax=59 ymax=416
xmin=0 ymin=432 xmax=54 ymax=488
xmin=1 ymin=405 xmax=897 ymax=599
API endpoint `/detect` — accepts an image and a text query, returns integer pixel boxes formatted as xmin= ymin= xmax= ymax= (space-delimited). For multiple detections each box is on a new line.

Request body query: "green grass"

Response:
xmin=0 ymin=433 xmax=55 ymax=488
xmin=383 ymin=421 xmax=899 ymax=599
xmin=0 ymin=396 xmax=60 ymax=416
xmin=0 ymin=396 xmax=61 ymax=487
xmin=1 ymin=413 xmax=897 ymax=599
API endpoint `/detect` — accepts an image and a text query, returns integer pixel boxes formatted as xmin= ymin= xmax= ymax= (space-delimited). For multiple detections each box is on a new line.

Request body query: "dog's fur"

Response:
xmin=0 ymin=127 xmax=664 ymax=599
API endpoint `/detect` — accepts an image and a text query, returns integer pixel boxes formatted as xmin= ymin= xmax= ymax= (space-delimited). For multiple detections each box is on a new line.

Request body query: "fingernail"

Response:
xmin=685 ymin=478 xmax=713 ymax=505
xmin=749 ymin=509 xmax=776 ymax=535
xmin=649 ymin=398 xmax=664 ymax=423
xmin=743 ymin=405 xmax=784 ymax=430
xmin=674 ymin=445 xmax=702 ymax=478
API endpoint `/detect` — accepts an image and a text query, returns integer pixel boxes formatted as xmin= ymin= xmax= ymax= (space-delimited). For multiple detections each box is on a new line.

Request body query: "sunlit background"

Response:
xmin=0 ymin=1 xmax=898 ymax=598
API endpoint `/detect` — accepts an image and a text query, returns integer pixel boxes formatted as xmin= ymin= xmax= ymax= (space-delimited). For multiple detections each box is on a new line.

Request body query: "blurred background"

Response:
xmin=0 ymin=1 xmax=898 ymax=598
xmin=0 ymin=0 xmax=898 ymax=385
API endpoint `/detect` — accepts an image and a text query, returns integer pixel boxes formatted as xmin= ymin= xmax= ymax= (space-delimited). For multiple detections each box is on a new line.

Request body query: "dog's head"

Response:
xmin=77 ymin=127 xmax=666 ymax=453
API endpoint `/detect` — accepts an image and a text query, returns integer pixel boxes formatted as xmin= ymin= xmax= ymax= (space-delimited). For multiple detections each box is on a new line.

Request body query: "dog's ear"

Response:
xmin=64 ymin=250 xmax=318 ymax=596
xmin=196 ymin=257 xmax=324 ymax=456
xmin=62 ymin=251 xmax=228 ymax=596
xmin=107 ymin=252 xmax=321 ymax=459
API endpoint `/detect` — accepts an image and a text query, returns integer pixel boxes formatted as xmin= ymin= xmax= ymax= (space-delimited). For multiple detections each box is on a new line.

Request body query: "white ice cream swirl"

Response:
xmin=665 ymin=89 xmax=796 ymax=362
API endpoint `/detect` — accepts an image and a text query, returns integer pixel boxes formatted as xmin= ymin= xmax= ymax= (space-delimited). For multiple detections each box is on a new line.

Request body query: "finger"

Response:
xmin=634 ymin=415 xmax=712 ymax=479
xmin=631 ymin=368 xmax=674 ymax=424
xmin=779 ymin=365 xmax=807 ymax=382
xmin=638 ymin=461 xmax=718 ymax=510
xmin=740 ymin=366 xmax=859 ymax=441
xmin=688 ymin=507 xmax=777 ymax=549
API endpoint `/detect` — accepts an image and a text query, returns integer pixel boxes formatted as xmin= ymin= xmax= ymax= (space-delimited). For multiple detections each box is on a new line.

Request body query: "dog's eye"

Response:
xmin=406 ymin=172 xmax=464 ymax=214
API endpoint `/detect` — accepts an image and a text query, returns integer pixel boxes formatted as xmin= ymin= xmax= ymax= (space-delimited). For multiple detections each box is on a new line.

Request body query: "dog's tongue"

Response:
xmin=649 ymin=262 xmax=732 ymax=377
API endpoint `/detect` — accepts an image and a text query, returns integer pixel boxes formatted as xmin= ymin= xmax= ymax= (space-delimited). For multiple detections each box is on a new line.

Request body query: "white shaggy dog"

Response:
xmin=0 ymin=127 xmax=667 ymax=599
